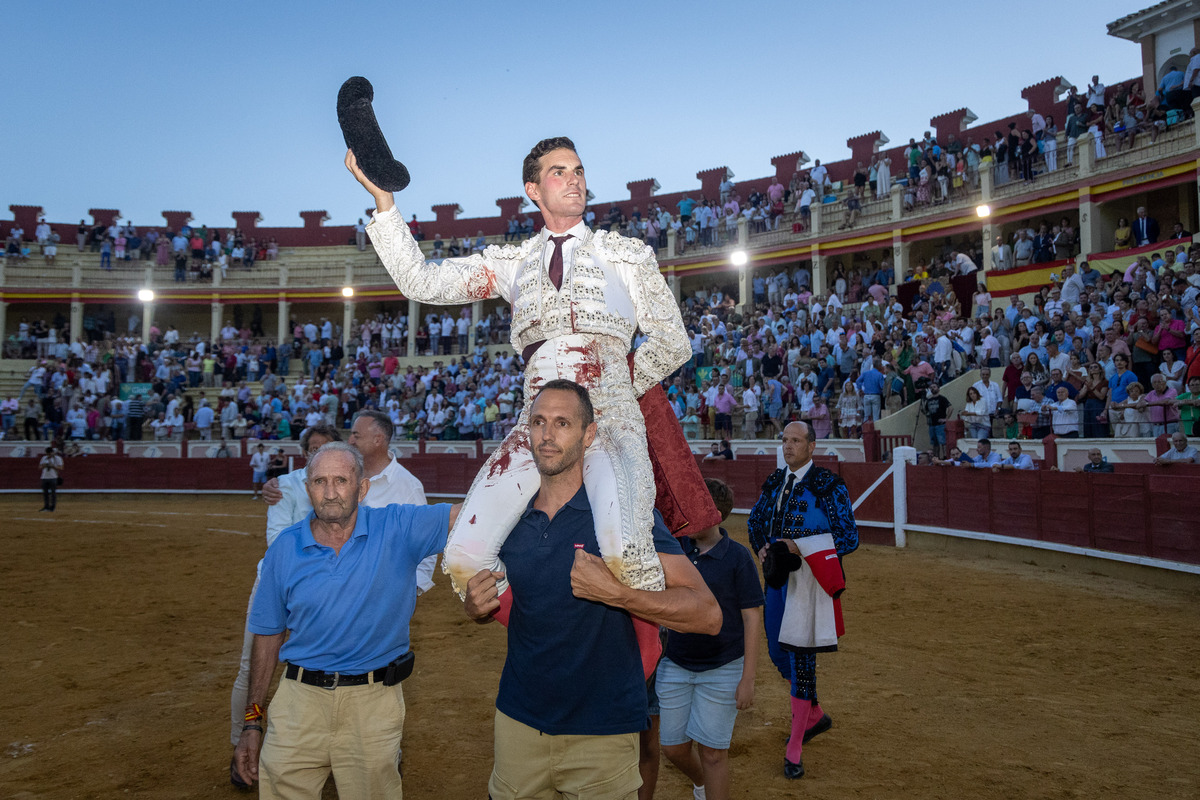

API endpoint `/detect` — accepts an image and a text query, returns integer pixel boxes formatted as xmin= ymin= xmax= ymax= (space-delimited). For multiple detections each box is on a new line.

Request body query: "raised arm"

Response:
xmin=347 ymin=150 xmax=514 ymax=306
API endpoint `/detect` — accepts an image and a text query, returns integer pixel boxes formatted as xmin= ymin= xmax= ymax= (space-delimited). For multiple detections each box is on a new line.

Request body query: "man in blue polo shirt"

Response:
xmin=855 ymin=362 xmax=886 ymax=422
xmin=464 ymin=379 xmax=720 ymax=800
xmin=233 ymin=441 xmax=458 ymax=798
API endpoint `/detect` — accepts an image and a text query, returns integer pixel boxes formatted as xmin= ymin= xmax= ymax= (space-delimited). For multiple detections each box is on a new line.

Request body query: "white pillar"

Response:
xmin=737 ymin=216 xmax=749 ymax=249
xmin=666 ymin=265 xmax=680 ymax=303
xmin=981 ymin=221 xmax=996 ymax=272
xmin=211 ymin=301 xmax=223 ymax=345
xmin=407 ymin=298 xmax=419 ymax=356
xmin=666 ymin=226 xmax=677 ymax=259
xmin=811 ymin=202 xmax=823 ymax=236
xmin=738 ymin=268 xmax=752 ymax=316
xmin=70 ymin=299 xmax=83 ymax=345
xmin=1078 ymin=131 xmax=1094 ymax=177
xmin=892 ymin=445 xmax=917 ymax=548
xmin=142 ymin=303 xmax=154 ymax=344
xmin=277 ymin=298 xmax=289 ymax=347
xmin=1078 ymin=194 xmax=1102 ymax=258
xmin=812 ymin=245 xmax=827 ymax=297
xmin=891 ymin=231 xmax=905 ymax=283
xmin=342 ymin=300 xmax=354 ymax=349
xmin=471 ymin=301 xmax=484 ymax=348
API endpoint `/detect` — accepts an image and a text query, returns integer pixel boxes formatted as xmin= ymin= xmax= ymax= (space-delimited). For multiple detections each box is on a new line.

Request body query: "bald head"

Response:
xmin=781 ymin=421 xmax=817 ymax=471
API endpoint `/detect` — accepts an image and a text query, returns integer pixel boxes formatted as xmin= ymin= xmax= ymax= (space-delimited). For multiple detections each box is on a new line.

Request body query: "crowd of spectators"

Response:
xmin=6 ymin=190 xmax=1200 ymax=466
xmin=2 ymin=306 xmax=529 ymax=449
xmin=928 ymin=236 xmax=1200 ymax=457
xmin=4 ymin=219 xmax=280 ymax=281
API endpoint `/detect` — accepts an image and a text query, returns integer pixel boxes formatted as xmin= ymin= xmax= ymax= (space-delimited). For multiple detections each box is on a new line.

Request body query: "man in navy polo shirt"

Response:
xmin=464 ymin=379 xmax=720 ymax=800
xmin=233 ymin=441 xmax=458 ymax=798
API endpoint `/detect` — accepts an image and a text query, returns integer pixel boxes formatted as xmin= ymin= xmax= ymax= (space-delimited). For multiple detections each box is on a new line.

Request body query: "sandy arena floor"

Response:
xmin=1 ymin=493 xmax=1197 ymax=799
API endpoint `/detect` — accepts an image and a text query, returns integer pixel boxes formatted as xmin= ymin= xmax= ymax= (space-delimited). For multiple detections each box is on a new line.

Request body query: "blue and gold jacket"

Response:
xmin=747 ymin=466 xmax=859 ymax=557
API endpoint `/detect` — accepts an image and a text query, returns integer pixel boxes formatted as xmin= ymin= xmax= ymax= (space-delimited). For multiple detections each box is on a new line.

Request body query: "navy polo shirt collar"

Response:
xmin=685 ymin=528 xmax=732 ymax=560
xmin=520 ymin=484 xmax=591 ymax=519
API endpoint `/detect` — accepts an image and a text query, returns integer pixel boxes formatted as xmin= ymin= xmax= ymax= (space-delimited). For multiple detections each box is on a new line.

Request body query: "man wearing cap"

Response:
xmin=233 ymin=441 xmax=460 ymax=797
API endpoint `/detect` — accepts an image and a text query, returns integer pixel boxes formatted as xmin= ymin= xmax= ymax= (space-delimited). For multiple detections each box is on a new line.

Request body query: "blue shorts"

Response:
xmin=656 ymin=656 xmax=743 ymax=750
xmin=252 ymin=470 xmax=267 ymax=483
xmin=928 ymin=424 xmax=946 ymax=446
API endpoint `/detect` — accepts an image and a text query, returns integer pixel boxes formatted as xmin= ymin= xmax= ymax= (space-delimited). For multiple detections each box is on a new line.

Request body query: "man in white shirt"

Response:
xmin=933 ymin=329 xmax=954 ymax=382
xmin=950 ymin=251 xmax=977 ymax=276
xmin=1086 ymin=76 xmax=1106 ymax=110
xmin=809 ymin=160 xmax=829 ymax=194
xmin=741 ymin=380 xmax=760 ymax=439
xmin=978 ymin=329 xmax=1002 ymax=368
xmin=354 ymin=218 xmax=367 ymax=251
xmin=1047 ymin=386 xmax=1079 ymax=437
xmin=1060 ymin=265 xmax=1085 ymax=305
xmin=249 ymin=444 xmax=272 ymax=499
xmin=972 ymin=367 xmax=1004 ymax=414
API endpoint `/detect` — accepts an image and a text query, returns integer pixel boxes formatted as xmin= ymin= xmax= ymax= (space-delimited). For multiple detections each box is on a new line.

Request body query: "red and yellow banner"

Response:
xmin=985 ymin=258 xmax=1072 ymax=298
xmin=1084 ymin=240 xmax=1176 ymax=276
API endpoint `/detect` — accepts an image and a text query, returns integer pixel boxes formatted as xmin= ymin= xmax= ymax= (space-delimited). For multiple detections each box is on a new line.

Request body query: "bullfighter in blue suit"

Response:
xmin=747 ymin=421 xmax=858 ymax=779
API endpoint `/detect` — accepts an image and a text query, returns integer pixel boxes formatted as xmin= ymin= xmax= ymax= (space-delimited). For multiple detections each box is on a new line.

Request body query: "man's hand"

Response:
xmin=233 ymin=728 xmax=262 ymax=786
xmin=261 ymin=477 xmax=282 ymax=505
xmin=735 ymin=676 xmax=756 ymax=710
xmin=345 ymin=149 xmax=395 ymax=213
xmin=570 ymin=549 xmax=624 ymax=606
xmin=464 ymin=569 xmax=504 ymax=623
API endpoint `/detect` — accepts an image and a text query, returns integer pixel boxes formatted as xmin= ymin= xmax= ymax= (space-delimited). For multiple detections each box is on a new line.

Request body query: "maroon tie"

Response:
xmin=547 ymin=234 xmax=572 ymax=290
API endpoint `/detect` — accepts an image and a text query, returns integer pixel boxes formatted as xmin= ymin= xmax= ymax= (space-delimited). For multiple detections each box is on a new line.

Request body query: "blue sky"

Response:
xmin=3 ymin=0 xmax=1150 ymax=229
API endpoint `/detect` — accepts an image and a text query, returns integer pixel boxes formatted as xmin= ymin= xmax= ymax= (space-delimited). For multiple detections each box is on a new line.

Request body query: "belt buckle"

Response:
xmin=325 ymin=672 xmax=340 ymax=690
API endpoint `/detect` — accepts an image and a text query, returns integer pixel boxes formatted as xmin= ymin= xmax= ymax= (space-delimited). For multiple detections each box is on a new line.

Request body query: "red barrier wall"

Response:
xmin=905 ymin=464 xmax=1200 ymax=565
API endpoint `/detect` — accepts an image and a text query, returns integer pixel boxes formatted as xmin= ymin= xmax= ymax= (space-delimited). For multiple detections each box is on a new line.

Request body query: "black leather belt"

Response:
xmin=284 ymin=651 xmax=414 ymax=689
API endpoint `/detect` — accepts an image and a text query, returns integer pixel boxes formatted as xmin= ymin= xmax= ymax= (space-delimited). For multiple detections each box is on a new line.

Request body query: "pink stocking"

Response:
xmin=807 ymin=702 xmax=825 ymax=729
xmin=787 ymin=697 xmax=810 ymax=763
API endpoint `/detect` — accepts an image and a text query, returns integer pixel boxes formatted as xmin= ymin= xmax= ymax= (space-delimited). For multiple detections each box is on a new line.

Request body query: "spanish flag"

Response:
xmin=1084 ymin=241 xmax=1169 ymax=276
xmin=986 ymin=258 xmax=1072 ymax=298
